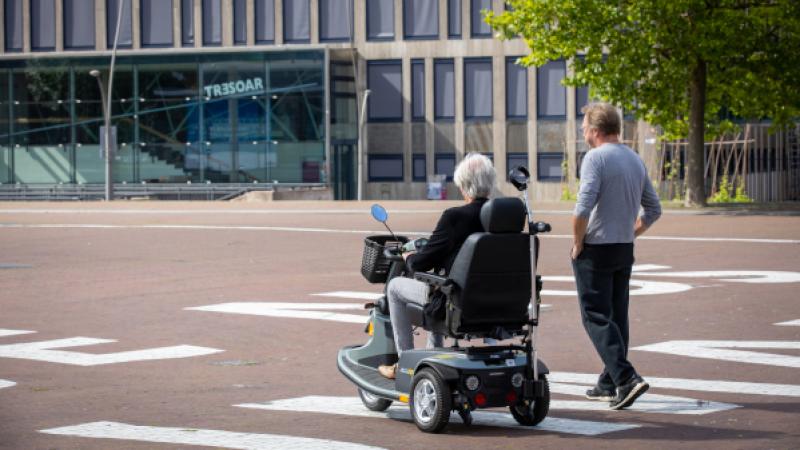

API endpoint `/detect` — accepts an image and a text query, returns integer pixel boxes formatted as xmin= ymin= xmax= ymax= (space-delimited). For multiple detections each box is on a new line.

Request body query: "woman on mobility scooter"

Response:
xmin=378 ymin=153 xmax=496 ymax=380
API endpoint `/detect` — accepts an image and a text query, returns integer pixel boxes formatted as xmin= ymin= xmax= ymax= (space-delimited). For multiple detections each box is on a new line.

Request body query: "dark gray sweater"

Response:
xmin=574 ymin=143 xmax=662 ymax=244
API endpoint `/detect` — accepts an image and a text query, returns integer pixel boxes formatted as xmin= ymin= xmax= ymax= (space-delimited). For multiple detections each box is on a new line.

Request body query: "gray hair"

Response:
xmin=453 ymin=153 xmax=496 ymax=199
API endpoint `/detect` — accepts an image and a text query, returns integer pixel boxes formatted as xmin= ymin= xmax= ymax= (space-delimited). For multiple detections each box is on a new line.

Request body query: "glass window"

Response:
xmin=367 ymin=0 xmax=394 ymax=41
xmin=141 ymin=0 xmax=174 ymax=47
xmin=320 ymin=0 xmax=352 ymax=42
xmin=471 ymin=0 xmax=492 ymax=38
xmin=181 ymin=0 xmax=194 ymax=46
xmin=0 ymin=71 xmax=9 ymax=183
xmin=202 ymin=0 xmax=222 ymax=45
xmin=411 ymin=59 xmax=425 ymax=120
xmin=403 ymin=0 xmax=438 ymax=40
xmin=434 ymin=153 xmax=455 ymax=181
xmin=576 ymin=85 xmax=589 ymax=116
xmin=367 ymin=61 xmax=402 ymax=121
xmin=447 ymin=0 xmax=461 ymax=38
xmin=537 ymin=152 xmax=563 ymax=181
xmin=507 ymin=152 xmax=528 ymax=180
xmin=537 ymin=60 xmax=566 ymax=118
xmin=233 ymin=0 xmax=247 ymax=45
xmin=284 ymin=0 xmax=310 ymax=43
xmin=31 ymin=0 xmax=56 ymax=51
xmin=255 ymin=0 xmax=275 ymax=43
xmin=464 ymin=58 xmax=492 ymax=119
xmin=506 ymin=57 xmax=527 ymax=118
xmin=4 ymin=0 xmax=23 ymax=51
xmin=107 ymin=0 xmax=133 ymax=48
xmin=368 ymin=154 xmax=403 ymax=181
xmin=434 ymin=59 xmax=454 ymax=120
xmin=64 ymin=0 xmax=95 ymax=49
xmin=412 ymin=153 xmax=426 ymax=181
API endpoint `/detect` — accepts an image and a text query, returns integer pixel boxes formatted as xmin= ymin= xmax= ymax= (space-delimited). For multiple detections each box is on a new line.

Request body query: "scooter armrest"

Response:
xmin=413 ymin=272 xmax=448 ymax=287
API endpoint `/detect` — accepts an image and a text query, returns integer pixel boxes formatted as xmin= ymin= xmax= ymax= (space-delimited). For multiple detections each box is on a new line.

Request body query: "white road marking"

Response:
xmin=313 ymin=291 xmax=383 ymax=300
xmin=0 ymin=379 xmax=16 ymax=389
xmin=40 ymin=421 xmax=385 ymax=450
xmin=187 ymin=302 xmax=369 ymax=324
xmin=0 ymin=329 xmax=36 ymax=337
xmin=541 ymin=276 xmax=692 ymax=297
xmin=633 ymin=340 xmax=800 ymax=368
xmin=549 ymin=383 xmax=739 ymax=415
xmin=550 ymin=372 xmax=800 ymax=397
xmin=632 ymin=264 xmax=673 ymax=272
xmin=1 ymin=223 xmax=797 ymax=244
xmin=236 ymin=396 xmax=639 ymax=436
xmin=775 ymin=319 xmax=800 ymax=326
xmin=0 ymin=337 xmax=222 ymax=366
xmin=634 ymin=270 xmax=800 ymax=284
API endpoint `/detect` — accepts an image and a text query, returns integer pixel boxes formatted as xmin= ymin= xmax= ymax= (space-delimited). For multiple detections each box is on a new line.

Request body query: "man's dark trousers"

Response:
xmin=572 ymin=243 xmax=636 ymax=390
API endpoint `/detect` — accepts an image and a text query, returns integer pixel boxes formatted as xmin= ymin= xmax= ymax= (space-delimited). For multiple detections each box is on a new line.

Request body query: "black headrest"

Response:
xmin=480 ymin=197 xmax=526 ymax=233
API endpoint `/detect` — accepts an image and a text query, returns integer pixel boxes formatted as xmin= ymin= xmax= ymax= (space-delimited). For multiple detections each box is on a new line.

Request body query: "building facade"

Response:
xmin=8 ymin=0 xmax=787 ymax=202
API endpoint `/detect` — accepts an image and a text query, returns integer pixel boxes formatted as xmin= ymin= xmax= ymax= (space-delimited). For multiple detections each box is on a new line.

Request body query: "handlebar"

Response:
xmin=382 ymin=247 xmax=404 ymax=262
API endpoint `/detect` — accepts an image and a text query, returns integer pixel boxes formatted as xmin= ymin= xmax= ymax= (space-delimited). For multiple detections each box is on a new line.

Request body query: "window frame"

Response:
xmin=506 ymin=152 xmax=529 ymax=181
xmin=412 ymin=153 xmax=427 ymax=181
xmin=506 ymin=56 xmax=528 ymax=119
xmin=366 ymin=0 xmax=395 ymax=42
xmin=536 ymin=152 xmax=564 ymax=181
xmin=447 ymin=0 xmax=461 ymax=39
xmin=254 ymin=0 xmax=275 ymax=44
xmin=319 ymin=0 xmax=353 ymax=43
xmin=411 ymin=59 xmax=425 ymax=122
xmin=140 ymin=0 xmax=175 ymax=48
xmin=402 ymin=0 xmax=439 ymax=41
xmin=536 ymin=59 xmax=567 ymax=119
xmin=434 ymin=153 xmax=456 ymax=182
xmin=434 ymin=58 xmax=455 ymax=121
xmin=283 ymin=0 xmax=311 ymax=44
xmin=367 ymin=59 xmax=404 ymax=123
xmin=463 ymin=57 xmax=493 ymax=121
xmin=368 ymin=154 xmax=404 ymax=182
xmin=470 ymin=0 xmax=492 ymax=39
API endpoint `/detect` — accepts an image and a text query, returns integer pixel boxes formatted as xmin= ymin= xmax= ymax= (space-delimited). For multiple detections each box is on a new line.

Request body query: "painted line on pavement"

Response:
xmin=550 ymin=383 xmax=738 ymax=415
xmin=187 ymin=302 xmax=369 ymax=324
xmin=313 ymin=291 xmax=383 ymax=300
xmin=633 ymin=340 xmax=800 ymax=368
xmin=550 ymin=372 xmax=800 ymax=397
xmin=0 ymin=329 xmax=36 ymax=338
xmin=236 ymin=396 xmax=639 ymax=436
xmin=1 ymin=223 xmax=796 ymax=244
xmin=0 ymin=379 xmax=15 ymax=389
xmin=40 ymin=421 xmax=385 ymax=450
xmin=775 ymin=319 xmax=800 ymax=326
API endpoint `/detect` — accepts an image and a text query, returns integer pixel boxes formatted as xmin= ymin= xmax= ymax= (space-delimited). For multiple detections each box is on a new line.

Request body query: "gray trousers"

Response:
xmin=386 ymin=277 xmax=444 ymax=356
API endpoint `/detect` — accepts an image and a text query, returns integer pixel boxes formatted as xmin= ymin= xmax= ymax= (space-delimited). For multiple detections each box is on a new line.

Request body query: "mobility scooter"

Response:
xmin=337 ymin=166 xmax=552 ymax=433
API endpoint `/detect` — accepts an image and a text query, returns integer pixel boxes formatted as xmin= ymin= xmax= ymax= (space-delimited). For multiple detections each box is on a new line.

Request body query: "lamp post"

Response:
xmin=90 ymin=0 xmax=125 ymax=201
xmin=357 ymin=89 xmax=370 ymax=201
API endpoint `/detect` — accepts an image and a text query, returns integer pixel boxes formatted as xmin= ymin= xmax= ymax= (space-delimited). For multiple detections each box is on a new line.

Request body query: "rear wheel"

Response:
xmin=510 ymin=375 xmax=550 ymax=426
xmin=358 ymin=388 xmax=392 ymax=412
xmin=410 ymin=368 xmax=451 ymax=433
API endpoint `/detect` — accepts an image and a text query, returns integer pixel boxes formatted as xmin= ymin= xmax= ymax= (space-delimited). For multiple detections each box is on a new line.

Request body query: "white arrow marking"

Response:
xmin=187 ymin=302 xmax=369 ymax=324
xmin=313 ymin=291 xmax=384 ymax=300
xmin=775 ymin=319 xmax=800 ymax=326
xmin=633 ymin=340 xmax=800 ymax=368
xmin=0 ymin=337 xmax=223 ymax=366
xmin=0 ymin=329 xmax=36 ymax=338
xmin=0 ymin=379 xmax=16 ymax=389
xmin=634 ymin=270 xmax=800 ymax=284
xmin=550 ymin=372 xmax=800 ymax=397
xmin=236 ymin=396 xmax=639 ymax=436
xmin=541 ymin=276 xmax=692 ymax=297
xmin=549 ymin=383 xmax=738 ymax=415
xmin=40 ymin=421 xmax=385 ymax=450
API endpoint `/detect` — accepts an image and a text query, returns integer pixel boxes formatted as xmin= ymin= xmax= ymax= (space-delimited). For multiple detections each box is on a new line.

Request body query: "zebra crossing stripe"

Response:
xmin=40 ymin=421 xmax=386 ymax=450
xmin=236 ymin=396 xmax=640 ymax=436
xmin=775 ymin=319 xmax=800 ymax=326
xmin=0 ymin=379 xmax=15 ymax=389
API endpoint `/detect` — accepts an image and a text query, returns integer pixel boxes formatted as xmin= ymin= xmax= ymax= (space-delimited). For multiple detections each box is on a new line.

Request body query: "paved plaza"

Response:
xmin=1 ymin=201 xmax=798 ymax=449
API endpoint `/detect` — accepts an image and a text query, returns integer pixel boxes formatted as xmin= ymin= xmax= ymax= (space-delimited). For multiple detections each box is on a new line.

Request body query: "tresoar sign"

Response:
xmin=203 ymin=77 xmax=265 ymax=99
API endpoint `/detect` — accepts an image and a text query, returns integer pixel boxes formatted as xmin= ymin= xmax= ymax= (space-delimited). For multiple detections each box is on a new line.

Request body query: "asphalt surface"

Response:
xmin=0 ymin=200 xmax=798 ymax=449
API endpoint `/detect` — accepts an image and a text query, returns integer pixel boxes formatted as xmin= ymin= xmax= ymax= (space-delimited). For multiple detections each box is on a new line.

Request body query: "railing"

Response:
xmin=0 ymin=183 xmax=327 ymax=201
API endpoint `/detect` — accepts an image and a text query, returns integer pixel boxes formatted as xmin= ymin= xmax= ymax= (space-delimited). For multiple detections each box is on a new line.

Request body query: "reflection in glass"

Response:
xmin=0 ymin=71 xmax=9 ymax=183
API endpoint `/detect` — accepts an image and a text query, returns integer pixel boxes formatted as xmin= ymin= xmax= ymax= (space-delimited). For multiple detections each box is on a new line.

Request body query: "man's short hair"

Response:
xmin=454 ymin=152 xmax=495 ymax=199
xmin=581 ymin=102 xmax=621 ymax=136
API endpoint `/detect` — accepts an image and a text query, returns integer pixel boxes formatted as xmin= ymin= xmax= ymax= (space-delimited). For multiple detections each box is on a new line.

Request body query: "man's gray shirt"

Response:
xmin=574 ymin=143 xmax=662 ymax=244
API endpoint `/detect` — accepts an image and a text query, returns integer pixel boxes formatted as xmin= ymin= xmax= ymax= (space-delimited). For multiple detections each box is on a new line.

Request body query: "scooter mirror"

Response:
xmin=370 ymin=204 xmax=388 ymax=223
xmin=509 ymin=166 xmax=530 ymax=192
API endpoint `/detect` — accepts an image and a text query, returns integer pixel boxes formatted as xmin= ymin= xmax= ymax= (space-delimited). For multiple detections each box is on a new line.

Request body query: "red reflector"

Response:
xmin=505 ymin=391 xmax=518 ymax=404
xmin=474 ymin=392 xmax=487 ymax=407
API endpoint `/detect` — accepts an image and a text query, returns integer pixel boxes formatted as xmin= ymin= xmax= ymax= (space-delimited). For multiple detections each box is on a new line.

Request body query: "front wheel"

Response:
xmin=409 ymin=368 xmax=452 ymax=433
xmin=510 ymin=375 xmax=550 ymax=426
xmin=358 ymin=388 xmax=392 ymax=412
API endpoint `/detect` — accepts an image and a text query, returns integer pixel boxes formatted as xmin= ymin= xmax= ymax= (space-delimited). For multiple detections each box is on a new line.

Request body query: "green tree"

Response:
xmin=488 ymin=0 xmax=800 ymax=206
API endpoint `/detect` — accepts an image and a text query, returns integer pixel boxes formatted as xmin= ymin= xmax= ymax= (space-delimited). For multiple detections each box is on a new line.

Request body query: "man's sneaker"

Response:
xmin=610 ymin=376 xmax=649 ymax=410
xmin=585 ymin=386 xmax=615 ymax=401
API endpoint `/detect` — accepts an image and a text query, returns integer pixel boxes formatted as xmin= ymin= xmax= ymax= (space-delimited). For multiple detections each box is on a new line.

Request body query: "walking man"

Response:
xmin=571 ymin=102 xmax=662 ymax=410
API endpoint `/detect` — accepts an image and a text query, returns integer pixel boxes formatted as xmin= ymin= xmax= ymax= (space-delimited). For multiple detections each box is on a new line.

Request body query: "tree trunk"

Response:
xmin=685 ymin=60 xmax=707 ymax=207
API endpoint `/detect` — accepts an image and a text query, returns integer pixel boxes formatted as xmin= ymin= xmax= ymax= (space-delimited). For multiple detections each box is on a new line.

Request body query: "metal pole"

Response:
xmin=104 ymin=0 xmax=126 ymax=201
xmin=357 ymin=89 xmax=370 ymax=201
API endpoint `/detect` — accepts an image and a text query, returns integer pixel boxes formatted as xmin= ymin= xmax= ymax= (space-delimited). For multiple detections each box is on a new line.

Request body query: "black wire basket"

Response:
xmin=361 ymin=235 xmax=408 ymax=284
